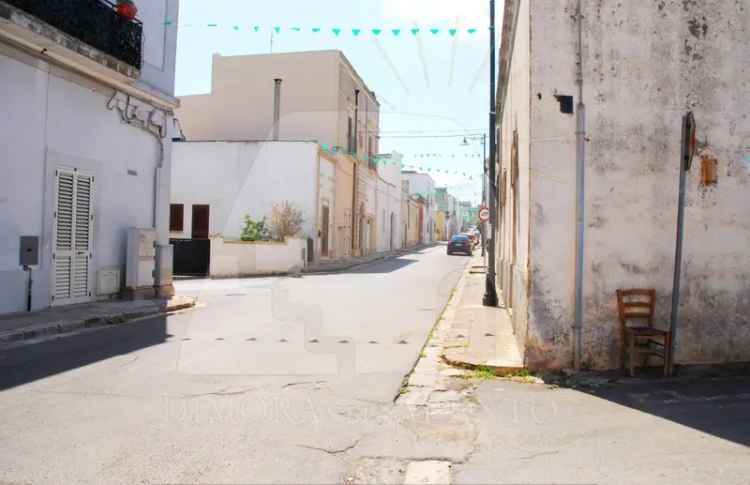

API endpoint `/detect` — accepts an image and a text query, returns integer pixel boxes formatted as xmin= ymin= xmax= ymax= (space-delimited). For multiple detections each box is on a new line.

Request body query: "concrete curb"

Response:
xmin=0 ymin=297 xmax=196 ymax=348
xmin=439 ymin=256 xmax=526 ymax=376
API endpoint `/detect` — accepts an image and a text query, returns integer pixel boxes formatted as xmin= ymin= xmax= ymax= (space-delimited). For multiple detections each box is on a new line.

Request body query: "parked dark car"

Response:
xmin=447 ymin=234 xmax=473 ymax=256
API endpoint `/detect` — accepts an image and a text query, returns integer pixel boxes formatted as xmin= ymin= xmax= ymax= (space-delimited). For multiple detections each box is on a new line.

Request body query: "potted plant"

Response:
xmin=115 ymin=0 xmax=138 ymax=21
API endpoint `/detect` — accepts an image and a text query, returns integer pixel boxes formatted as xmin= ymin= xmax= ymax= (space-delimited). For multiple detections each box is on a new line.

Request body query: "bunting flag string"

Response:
xmin=167 ymin=22 xmax=484 ymax=37
xmin=317 ymin=145 xmax=483 ymax=180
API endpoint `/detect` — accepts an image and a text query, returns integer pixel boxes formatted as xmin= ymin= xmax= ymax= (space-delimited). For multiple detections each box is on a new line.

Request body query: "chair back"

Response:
xmin=616 ymin=289 xmax=656 ymax=328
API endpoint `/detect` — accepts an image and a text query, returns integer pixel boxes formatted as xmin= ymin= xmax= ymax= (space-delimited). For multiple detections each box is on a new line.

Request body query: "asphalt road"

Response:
xmin=0 ymin=244 xmax=470 ymax=484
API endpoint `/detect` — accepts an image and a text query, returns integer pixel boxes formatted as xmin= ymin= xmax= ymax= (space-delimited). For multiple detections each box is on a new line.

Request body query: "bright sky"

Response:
xmin=175 ymin=0 xmax=497 ymax=205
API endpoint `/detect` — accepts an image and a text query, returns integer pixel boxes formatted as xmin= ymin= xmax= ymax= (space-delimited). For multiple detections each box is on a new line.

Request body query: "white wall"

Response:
xmin=403 ymin=172 xmax=436 ymax=243
xmin=210 ymin=237 xmax=306 ymax=277
xmin=133 ymin=0 xmax=179 ymax=97
xmin=317 ymin=156 xmax=336 ymax=258
xmin=376 ymin=152 xmax=403 ymax=251
xmin=507 ymin=0 xmax=750 ymax=370
xmin=171 ymin=141 xmax=319 ymax=242
xmin=0 ymin=46 xmax=162 ymax=314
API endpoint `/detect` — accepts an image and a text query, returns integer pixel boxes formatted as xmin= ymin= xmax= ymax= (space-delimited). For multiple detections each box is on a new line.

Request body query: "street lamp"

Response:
xmin=483 ymin=0 xmax=499 ymax=307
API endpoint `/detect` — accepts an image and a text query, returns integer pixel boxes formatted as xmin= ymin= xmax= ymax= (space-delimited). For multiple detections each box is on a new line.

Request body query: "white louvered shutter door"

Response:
xmin=72 ymin=173 xmax=93 ymax=299
xmin=53 ymin=170 xmax=94 ymax=305
xmin=53 ymin=170 xmax=75 ymax=302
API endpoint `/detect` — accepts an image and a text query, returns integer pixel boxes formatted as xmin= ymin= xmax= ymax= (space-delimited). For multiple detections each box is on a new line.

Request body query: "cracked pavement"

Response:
xmin=0 ymin=245 xmax=471 ymax=484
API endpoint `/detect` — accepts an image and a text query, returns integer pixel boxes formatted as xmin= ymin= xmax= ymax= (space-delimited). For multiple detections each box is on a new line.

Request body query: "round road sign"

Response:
xmin=479 ymin=206 xmax=490 ymax=222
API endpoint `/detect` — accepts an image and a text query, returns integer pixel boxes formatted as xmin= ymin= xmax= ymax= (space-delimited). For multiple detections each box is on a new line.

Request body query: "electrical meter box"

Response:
xmin=19 ymin=236 xmax=39 ymax=266
xmin=125 ymin=228 xmax=156 ymax=295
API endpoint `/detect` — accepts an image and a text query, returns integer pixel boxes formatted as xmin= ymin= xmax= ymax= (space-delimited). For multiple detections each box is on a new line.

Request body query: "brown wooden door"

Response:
xmin=321 ymin=205 xmax=330 ymax=257
xmin=191 ymin=204 xmax=209 ymax=239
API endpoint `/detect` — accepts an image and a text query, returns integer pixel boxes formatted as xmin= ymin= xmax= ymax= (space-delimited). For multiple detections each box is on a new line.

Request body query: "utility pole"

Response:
xmin=483 ymin=0 xmax=499 ymax=307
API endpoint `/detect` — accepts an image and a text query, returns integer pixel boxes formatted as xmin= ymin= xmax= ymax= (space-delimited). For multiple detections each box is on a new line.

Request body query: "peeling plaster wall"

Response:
xmin=525 ymin=0 xmax=580 ymax=370
xmin=521 ymin=0 xmax=750 ymax=370
xmin=498 ymin=0 xmax=533 ymax=365
xmin=582 ymin=0 xmax=750 ymax=367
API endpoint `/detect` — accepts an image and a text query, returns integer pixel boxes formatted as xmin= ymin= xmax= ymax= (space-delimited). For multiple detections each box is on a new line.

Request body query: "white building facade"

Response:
xmin=0 ymin=0 xmax=179 ymax=314
xmin=375 ymin=152 xmax=403 ymax=252
xmin=402 ymin=171 xmax=436 ymax=244
xmin=170 ymin=141 xmax=334 ymax=272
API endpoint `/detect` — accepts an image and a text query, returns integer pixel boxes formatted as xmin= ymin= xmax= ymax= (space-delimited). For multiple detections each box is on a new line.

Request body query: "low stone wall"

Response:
xmin=209 ymin=237 xmax=306 ymax=278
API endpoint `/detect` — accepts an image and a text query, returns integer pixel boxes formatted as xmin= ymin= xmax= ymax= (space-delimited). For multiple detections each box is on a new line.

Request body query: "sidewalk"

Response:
xmin=441 ymin=253 xmax=524 ymax=373
xmin=302 ymin=243 xmax=435 ymax=274
xmin=0 ymin=295 xmax=195 ymax=349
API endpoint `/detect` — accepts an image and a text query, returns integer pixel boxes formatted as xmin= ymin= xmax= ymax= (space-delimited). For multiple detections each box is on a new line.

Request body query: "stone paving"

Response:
xmin=441 ymin=255 xmax=524 ymax=374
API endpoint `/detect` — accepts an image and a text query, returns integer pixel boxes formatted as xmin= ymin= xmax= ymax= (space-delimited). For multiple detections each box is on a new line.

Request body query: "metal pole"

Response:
xmin=24 ymin=265 xmax=32 ymax=312
xmin=273 ymin=79 xmax=282 ymax=141
xmin=669 ymin=113 xmax=690 ymax=375
xmin=482 ymin=134 xmax=487 ymax=257
xmin=483 ymin=0 xmax=499 ymax=307
xmin=573 ymin=0 xmax=586 ymax=370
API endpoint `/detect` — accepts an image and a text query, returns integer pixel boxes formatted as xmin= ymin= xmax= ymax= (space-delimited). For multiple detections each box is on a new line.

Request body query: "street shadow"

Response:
xmin=564 ymin=370 xmax=750 ymax=447
xmin=0 ymin=316 xmax=168 ymax=391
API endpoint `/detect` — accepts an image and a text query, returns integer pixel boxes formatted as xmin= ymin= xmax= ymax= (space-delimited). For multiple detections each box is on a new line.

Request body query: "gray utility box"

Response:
xmin=19 ymin=236 xmax=39 ymax=266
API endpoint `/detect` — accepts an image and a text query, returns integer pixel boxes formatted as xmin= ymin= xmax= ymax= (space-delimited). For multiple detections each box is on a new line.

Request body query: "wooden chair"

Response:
xmin=616 ymin=289 xmax=672 ymax=377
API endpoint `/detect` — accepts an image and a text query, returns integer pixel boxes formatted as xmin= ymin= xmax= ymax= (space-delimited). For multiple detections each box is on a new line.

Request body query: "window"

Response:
xmin=170 ymin=204 xmax=184 ymax=232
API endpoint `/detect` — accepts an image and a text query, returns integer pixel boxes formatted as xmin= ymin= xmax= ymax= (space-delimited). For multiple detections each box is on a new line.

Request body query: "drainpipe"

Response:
xmin=106 ymin=92 xmax=172 ymax=296
xmin=352 ymin=89 xmax=360 ymax=254
xmin=354 ymin=89 xmax=360 ymax=155
xmin=573 ymin=0 xmax=586 ymax=370
xmin=273 ymin=78 xmax=282 ymax=141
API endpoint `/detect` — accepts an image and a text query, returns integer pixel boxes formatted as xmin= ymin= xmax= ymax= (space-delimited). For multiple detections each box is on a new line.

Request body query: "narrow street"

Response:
xmin=0 ymin=245 xmax=470 ymax=484
xmin=1 ymin=245 xmax=749 ymax=484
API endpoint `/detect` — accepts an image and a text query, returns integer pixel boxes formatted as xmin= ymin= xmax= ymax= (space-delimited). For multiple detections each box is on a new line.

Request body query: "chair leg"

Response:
xmin=629 ymin=335 xmax=635 ymax=377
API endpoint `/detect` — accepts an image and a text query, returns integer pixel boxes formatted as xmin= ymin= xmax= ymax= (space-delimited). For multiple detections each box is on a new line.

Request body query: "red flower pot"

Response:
xmin=116 ymin=1 xmax=138 ymax=21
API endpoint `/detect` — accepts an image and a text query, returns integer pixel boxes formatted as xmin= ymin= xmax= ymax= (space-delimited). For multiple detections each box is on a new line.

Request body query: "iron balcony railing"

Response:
xmin=5 ymin=0 xmax=142 ymax=69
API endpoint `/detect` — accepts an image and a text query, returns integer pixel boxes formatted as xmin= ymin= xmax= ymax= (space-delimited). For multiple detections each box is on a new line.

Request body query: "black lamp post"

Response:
xmin=483 ymin=0 xmax=499 ymax=307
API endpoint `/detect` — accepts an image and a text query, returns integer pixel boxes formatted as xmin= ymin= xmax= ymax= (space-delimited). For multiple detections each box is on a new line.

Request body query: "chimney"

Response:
xmin=273 ymin=78 xmax=282 ymax=141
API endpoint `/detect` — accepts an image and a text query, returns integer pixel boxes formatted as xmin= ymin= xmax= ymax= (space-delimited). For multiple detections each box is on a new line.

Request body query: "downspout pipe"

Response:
xmin=352 ymin=89 xmax=360 ymax=254
xmin=273 ymin=78 xmax=282 ymax=140
xmin=573 ymin=0 xmax=586 ymax=370
xmin=354 ymin=89 xmax=360 ymax=155
xmin=106 ymin=92 xmax=172 ymax=295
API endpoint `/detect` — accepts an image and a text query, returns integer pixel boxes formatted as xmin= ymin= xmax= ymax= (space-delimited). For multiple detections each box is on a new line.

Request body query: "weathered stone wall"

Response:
xmin=522 ymin=0 xmax=750 ymax=370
